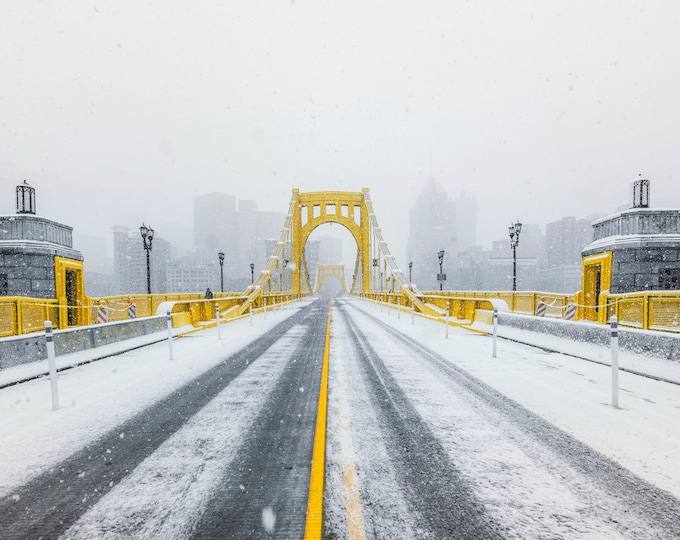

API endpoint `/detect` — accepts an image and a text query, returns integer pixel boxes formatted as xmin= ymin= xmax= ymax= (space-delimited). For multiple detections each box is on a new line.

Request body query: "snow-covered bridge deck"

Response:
xmin=1 ymin=297 xmax=680 ymax=538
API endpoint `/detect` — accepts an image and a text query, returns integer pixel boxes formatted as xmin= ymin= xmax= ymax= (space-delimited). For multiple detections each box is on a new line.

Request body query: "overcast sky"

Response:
xmin=2 ymin=1 xmax=680 ymax=266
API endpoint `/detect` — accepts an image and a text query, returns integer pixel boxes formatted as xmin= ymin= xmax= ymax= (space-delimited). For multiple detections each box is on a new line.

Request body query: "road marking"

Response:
xmin=304 ymin=301 xmax=332 ymax=539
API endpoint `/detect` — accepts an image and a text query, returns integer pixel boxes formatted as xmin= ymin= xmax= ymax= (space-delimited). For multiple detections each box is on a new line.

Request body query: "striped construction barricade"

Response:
xmin=536 ymin=301 xmax=547 ymax=317
xmin=97 ymin=302 xmax=108 ymax=324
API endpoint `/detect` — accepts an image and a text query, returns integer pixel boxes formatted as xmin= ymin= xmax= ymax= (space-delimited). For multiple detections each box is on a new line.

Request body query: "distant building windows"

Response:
xmin=0 ymin=274 xmax=7 ymax=295
xmin=659 ymin=268 xmax=680 ymax=290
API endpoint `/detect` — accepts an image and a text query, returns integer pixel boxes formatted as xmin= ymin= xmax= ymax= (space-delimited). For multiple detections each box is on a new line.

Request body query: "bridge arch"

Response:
xmin=314 ymin=264 xmax=348 ymax=294
xmin=292 ymin=190 xmax=370 ymax=294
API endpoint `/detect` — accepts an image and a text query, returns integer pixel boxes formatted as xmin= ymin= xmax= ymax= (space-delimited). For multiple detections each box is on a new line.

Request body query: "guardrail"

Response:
xmin=359 ymin=291 xmax=573 ymax=320
xmin=0 ymin=291 xmax=308 ymax=338
xmin=0 ymin=297 xmax=60 ymax=337
xmin=358 ymin=289 xmax=680 ymax=335
xmin=605 ymin=292 xmax=680 ymax=332
xmin=359 ymin=291 xmax=506 ymax=324
xmin=4 ymin=288 xmax=680 ymax=337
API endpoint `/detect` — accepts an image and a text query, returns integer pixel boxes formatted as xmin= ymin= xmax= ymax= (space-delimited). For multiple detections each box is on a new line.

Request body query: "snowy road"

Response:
xmin=324 ymin=300 xmax=680 ymax=539
xmin=1 ymin=297 xmax=680 ymax=538
xmin=1 ymin=302 xmax=326 ymax=539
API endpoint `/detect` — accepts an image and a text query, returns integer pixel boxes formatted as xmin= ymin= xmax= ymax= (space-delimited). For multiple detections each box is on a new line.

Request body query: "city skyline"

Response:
xmin=0 ymin=174 xmax=671 ymax=297
xmin=71 ymin=180 xmax=612 ymax=296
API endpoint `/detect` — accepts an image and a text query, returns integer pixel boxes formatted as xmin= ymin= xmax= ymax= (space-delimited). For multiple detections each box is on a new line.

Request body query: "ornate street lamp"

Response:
xmin=218 ymin=251 xmax=225 ymax=292
xmin=437 ymin=250 xmax=445 ymax=291
xmin=250 ymin=262 xmax=255 ymax=285
xmin=509 ymin=220 xmax=522 ymax=291
xmin=409 ymin=261 xmax=413 ymax=283
xmin=140 ymin=223 xmax=154 ymax=294
xmin=283 ymin=258 xmax=289 ymax=291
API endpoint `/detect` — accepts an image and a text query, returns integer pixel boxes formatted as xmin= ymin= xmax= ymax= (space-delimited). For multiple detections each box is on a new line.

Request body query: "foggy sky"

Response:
xmin=2 ymin=1 xmax=680 ymax=268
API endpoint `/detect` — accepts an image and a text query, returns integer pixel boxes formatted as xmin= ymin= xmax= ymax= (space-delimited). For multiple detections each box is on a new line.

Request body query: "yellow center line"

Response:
xmin=304 ymin=300 xmax=332 ymax=539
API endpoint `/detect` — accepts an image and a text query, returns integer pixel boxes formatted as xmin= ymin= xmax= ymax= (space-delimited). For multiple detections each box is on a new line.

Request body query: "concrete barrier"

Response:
xmin=497 ymin=312 xmax=680 ymax=361
xmin=0 ymin=316 xmax=167 ymax=370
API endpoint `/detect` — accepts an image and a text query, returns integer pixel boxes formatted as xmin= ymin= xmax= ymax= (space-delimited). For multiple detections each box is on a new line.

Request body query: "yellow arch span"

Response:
xmin=245 ymin=188 xmax=438 ymax=318
xmin=314 ymin=264 xmax=348 ymax=294
xmin=292 ymin=189 xmax=370 ymax=294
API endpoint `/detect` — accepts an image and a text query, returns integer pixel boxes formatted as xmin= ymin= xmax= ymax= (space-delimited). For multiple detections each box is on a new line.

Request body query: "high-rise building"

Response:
xmin=406 ymin=177 xmax=457 ymax=290
xmin=112 ymin=225 xmax=171 ymax=295
xmin=193 ymin=193 xmax=237 ymax=275
xmin=191 ymin=194 xmax=285 ymax=290
xmin=482 ymin=224 xmax=545 ymax=291
xmin=454 ymin=190 xmax=477 ymax=252
xmin=167 ymin=252 xmax=218 ymax=294
xmin=317 ymin=235 xmax=344 ymax=265
xmin=544 ymin=216 xmax=592 ymax=293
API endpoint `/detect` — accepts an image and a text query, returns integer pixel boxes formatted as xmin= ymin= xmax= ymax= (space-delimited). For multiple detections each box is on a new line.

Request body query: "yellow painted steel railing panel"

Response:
xmin=0 ymin=303 xmax=16 ymax=337
xmin=650 ymin=297 xmax=680 ymax=332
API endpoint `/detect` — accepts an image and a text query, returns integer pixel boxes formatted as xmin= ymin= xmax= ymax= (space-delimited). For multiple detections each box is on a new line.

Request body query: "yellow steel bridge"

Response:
xmin=1 ymin=188 xmax=680 ymax=338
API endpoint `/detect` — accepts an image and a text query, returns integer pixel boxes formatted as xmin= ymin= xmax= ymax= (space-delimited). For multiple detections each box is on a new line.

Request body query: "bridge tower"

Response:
xmin=291 ymin=189 xmax=370 ymax=294
xmin=314 ymin=264 xmax=348 ymax=294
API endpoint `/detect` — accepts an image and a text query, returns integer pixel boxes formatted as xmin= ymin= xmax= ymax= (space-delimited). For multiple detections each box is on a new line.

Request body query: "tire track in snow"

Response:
xmin=337 ymin=302 xmax=502 ymax=539
xmin=344 ymin=300 xmax=680 ymax=539
xmin=0 ymin=304 xmax=314 ymax=539
xmin=189 ymin=301 xmax=328 ymax=538
xmin=61 ymin=326 xmax=306 ymax=539
xmin=324 ymin=310 xmax=416 ymax=539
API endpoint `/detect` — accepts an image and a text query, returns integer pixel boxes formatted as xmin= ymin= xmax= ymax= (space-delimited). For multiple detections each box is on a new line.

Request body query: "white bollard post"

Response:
xmin=611 ymin=315 xmax=619 ymax=408
xmin=411 ymin=300 xmax=415 ymax=325
xmin=264 ymin=298 xmax=267 ymax=320
xmin=215 ymin=303 xmax=221 ymax=340
xmin=166 ymin=310 xmax=174 ymax=360
xmin=397 ymin=297 xmax=401 ymax=320
xmin=492 ymin=309 xmax=498 ymax=358
xmin=445 ymin=301 xmax=450 ymax=339
xmin=44 ymin=321 xmax=59 ymax=411
xmin=249 ymin=301 xmax=253 ymax=326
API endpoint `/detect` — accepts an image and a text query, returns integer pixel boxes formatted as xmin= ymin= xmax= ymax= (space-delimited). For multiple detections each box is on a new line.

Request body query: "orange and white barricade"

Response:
xmin=535 ymin=300 xmax=547 ymax=317
xmin=97 ymin=302 xmax=108 ymax=324
xmin=128 ymin=300 xmax=137 ymax=319
xmin=564 ymin=303 xmax=576 ymax=320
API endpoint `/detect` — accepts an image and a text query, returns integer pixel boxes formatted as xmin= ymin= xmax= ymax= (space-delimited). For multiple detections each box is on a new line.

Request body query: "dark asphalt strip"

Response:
xmin=346 ymin=301 xmax=680 ymax=537
xmin=338 ymin=304 xmax=502 ymax=540
xmin=190 ymin=302 xmax=328 ymax=539
xmin=0 ymin=303 xmax=318 ymax=540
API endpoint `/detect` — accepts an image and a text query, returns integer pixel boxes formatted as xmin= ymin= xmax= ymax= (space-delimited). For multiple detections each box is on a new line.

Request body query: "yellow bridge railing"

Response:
xmin=0 ymin=291 xmax=308 ymax=338
xmin=0 ymin=297 xmax=60 ymax=337
xmin=3 ymin=288 xmax=680 ymax=338
xmin=360 ymin=289 xmax=680 ymax=335
xmin=602 ymin=292 xmax=680 ymax=332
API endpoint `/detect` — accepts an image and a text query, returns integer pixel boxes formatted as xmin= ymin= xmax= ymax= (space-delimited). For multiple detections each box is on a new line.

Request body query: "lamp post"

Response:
xmin=250 ymin=262 xmax=255 ymax=285
xmin=509 ymin=220 xmax=522 ymax=291
xmin=283 ymin=258 xmax=289 ymax=291
xmin=140 ymin=223 xmax=154 ymax=295
xmin=409 ymin=261 xmax=413 ymax=283
xmin=437 ymin=250 xmax=445 ymax=291
xmin=218 ymin=251 xmax=225 ymax=292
